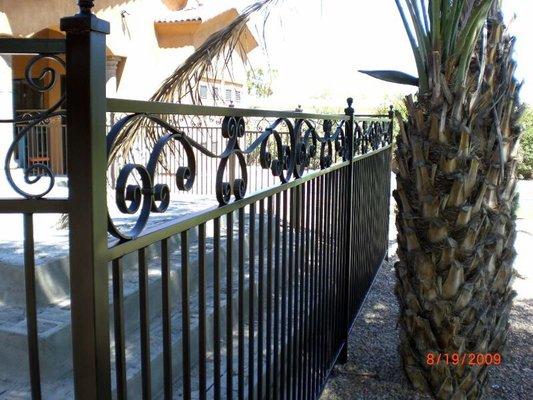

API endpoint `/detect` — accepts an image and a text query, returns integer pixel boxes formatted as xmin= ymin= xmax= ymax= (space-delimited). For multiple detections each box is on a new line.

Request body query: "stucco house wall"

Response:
xmin=0 ymin=0 xmax=257 ymax=174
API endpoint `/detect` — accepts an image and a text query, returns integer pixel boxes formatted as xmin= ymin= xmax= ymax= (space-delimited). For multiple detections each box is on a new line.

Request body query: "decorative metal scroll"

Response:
xmin=0 ymin=50 xmax=392 ymax=241
xmin=106 ymin=113 xmax=360 ymax=241
xmin=1 ymin=54 xmax=66 ymax=199
xmin=354 ymin=119 xmax=392 ymax=155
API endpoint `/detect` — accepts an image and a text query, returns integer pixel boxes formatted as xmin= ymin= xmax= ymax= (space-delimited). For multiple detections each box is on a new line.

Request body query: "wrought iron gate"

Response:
xmin=0 ymin=3 xmax=393 ymax=399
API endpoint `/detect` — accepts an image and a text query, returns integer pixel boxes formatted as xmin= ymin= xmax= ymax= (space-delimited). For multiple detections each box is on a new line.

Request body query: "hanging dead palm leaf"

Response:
xmin=108 ymin=0 xmax=278 ymax=167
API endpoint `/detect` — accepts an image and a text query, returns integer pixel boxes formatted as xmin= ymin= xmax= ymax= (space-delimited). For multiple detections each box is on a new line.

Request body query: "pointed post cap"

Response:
xmin=388 ymin=105 xmax=394 ymax=119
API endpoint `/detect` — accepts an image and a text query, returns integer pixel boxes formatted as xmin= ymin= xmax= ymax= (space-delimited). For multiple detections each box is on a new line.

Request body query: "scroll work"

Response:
xmin=0 ymin=53 xmax=391 ymax=241
xmin=108 ymin=113 xmax=345 ymax=240
xmin=1 ymin=55 xmax=66 ymax=199
xmin=107 ymin=113 xmax=391 ymax=241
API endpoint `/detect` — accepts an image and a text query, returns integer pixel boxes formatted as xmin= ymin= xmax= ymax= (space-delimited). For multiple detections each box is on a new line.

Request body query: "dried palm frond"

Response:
xmin=108 ymin=0 xmax=278 ymax=166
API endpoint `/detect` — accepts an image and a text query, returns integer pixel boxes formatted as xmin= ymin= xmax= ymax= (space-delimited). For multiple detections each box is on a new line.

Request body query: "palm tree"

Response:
xmin=363 ymin=0 xmax=521 ymax=398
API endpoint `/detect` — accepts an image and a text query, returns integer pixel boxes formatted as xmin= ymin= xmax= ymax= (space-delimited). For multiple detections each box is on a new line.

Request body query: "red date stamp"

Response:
xmin=426 ymin=353 xmax=502 ymax=366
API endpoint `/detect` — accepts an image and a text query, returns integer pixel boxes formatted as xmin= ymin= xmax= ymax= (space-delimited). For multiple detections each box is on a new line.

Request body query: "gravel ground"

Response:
xmin=322 ymin=180 xmax=533 ymax=400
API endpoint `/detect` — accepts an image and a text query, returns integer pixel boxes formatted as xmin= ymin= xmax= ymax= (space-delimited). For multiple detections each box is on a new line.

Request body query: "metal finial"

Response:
xmin=345 ymin=97 xmax=354 ymax=116
xmin=295 ymin=105 xmax=302 ymax=112
xmin=78 ymin=0 xmax=94 ymax=14
xmin=388 ymin=105 xmax=394 ymax=119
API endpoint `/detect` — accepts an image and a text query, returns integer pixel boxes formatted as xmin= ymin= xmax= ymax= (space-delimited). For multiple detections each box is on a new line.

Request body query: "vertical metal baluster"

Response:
xmin=213 ymin=218 xmax=222 ymax=399
xmin=330 ymin=171 xmax=337 ymax=358
xmin=204 ymin=134 xmax=207 ymax=194
xmin=316 ymin=174 xmax=324 ymax=390
xmin=273 ymin=193 xmax=281 ymax=400
xmin=314 ymin=176 xmax=321 ymax=396
xmin=334 ymin=170 xmax=342 ymax=354
xmin=309 ymin=177 xmax=317 ymax=397
xmin=338 ymin=168 xmax=348 ymax=350
xmin=248 ymin=203 xmax=256 ymax=400
xmin=266 ymin=196 xmax=273 ymax=399
xmin=288 ymin=186 xmax=296 ymax=399
xmin=299 ymin=184 xmax=305 ymax=398
xmin=199 ymin=224 xmax=207 ymax=400
xmin=161 ymin=239 xmax=172 ymax=399
xmin=323 ymin=173 xmax=330 ymax=371
xmin=226 ymin=212 xmax=234 ymax=400
xmin=341 ymin=167 xmax=347 ymax=349
xmin=301 ymin=182 xmax=309 ymax=400
xmin=310 ymin=178 xmax=317 ymax=396
xmin=292 ymin=185 xmax=303 ymax=399
xmin=319 ymin=174 xmax=327 ymax=388
xmin=238 ymin=207 xmax=245 ymax=399
xmin=315 ymin=176 xmax=322 ymax=393
xmin=332 ymin=170 xmax=339 ymax=362
xmin=181 ymin=232 xmax=191 ymax=400
xmin=350 ymin=163 xmax=355 ymax=316
xmin=326 ymin=172 xmax=334 ymax=367
xmin=291 ymin=186 xmax=301 ymax=399
xmin=336 ymin=170 xmax=344 ymax=352
xmin=138 ymin=247 xmax=152 ymax=399
xmin=280 ymin=189 xmax=288 ymax=399
xmin=112 ymin=258 xmax=127 ymax=400
xmin=347 ymin=163 xmax=354 ymax=321
xmin=330 ymin=171 xmax=336 ymax=359
xmin=257 ymin=199 xmax=265 ymax=399
xmin=354 ymin=162 xmax=359 ymax=315
xmin=23 ymin=214 xmax=41 ymax=400
xmin=308 ymin=178 xmax=316 ymax=397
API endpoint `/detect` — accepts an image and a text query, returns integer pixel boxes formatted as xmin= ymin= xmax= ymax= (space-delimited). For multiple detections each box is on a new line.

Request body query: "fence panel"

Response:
xmin=0 ymin=4 xmax=393 ymax=399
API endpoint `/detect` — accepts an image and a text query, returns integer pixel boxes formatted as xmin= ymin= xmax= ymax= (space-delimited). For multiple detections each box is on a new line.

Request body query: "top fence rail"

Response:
xmin=0 ymin=38 xmax=66 ymax=54
xmin=106 ymin=98 xmax=351 ymax=121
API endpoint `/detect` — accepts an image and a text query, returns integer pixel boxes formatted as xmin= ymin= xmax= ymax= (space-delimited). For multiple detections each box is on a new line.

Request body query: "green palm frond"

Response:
xmin=369 ymin=0 xmax=495 ymax=94
xmin=359 ymin=70 xmax=419 ymax=87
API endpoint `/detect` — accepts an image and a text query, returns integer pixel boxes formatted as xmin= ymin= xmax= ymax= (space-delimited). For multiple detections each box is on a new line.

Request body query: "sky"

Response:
xmin=236 ymin=0 xmax=533 ymax=112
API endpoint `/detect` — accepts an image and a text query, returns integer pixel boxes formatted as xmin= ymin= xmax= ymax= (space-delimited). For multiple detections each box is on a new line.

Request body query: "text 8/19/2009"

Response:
xmin=426 ymin=353 xmax=502 ymax=366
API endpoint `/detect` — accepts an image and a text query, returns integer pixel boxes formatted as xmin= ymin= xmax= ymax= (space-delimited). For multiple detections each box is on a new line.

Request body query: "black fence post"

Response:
xmin=338 ymin=98 xmax=354 ymax=364
xmin=60 ymin=2 xmax=111 ymax=399
xmin=386 ymin=105 xmax=394 ymax=261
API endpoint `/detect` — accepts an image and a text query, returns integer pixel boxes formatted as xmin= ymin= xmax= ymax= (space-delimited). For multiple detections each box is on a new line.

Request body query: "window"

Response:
xmin=13 ymin=79 xmax=44 ymax=111
xmin=235 ymin=90 xmax=241 ymax=103
xmin=199 ymin=84 xmax=208 ymax=99
xmin=213 ymin=87 xmax=220 ymax=99
xmin=225 ymin=89 xmax=232 ymax=102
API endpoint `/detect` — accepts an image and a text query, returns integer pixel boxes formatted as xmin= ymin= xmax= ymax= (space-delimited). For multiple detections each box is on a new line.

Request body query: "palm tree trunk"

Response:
xmin=393 ymin=5 xmax=520 ymax=399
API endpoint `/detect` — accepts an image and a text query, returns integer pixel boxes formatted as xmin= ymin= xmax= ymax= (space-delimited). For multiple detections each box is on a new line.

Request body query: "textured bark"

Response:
xmin=393 ymin=10 xmax=521 ymax=400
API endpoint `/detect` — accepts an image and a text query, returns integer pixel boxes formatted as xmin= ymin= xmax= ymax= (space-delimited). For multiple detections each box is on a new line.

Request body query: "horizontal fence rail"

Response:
xmin=0 ymin=4 xmax=393 ymax=400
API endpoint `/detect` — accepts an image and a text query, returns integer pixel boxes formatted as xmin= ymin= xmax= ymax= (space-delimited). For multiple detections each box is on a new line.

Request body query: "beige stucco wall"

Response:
xmin=0 ymin=0 xmax=255 ymax=102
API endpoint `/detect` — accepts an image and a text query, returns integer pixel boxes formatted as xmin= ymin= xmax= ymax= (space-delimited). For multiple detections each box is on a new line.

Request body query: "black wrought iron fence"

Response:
xmin=0 ymin=4 xmax=393 ymax=400
xmin=14 ymin=110 xmax=68 ymax=176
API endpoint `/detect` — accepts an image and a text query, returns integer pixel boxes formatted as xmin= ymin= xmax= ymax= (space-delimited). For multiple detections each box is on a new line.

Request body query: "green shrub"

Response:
xmin=517 ymin=106 xmax=533 ymax=179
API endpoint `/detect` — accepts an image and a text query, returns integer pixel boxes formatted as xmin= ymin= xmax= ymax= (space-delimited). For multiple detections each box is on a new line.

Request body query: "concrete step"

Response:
xmin=0 ymin=210 xmax=280 ymax=396
xmin=0 ymin=248 xmax=267 ymax=400
xmin=0 ymin=253 xmax=316 ymax=400
xmin=0 ymin=196 xmax=218 ymax=308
